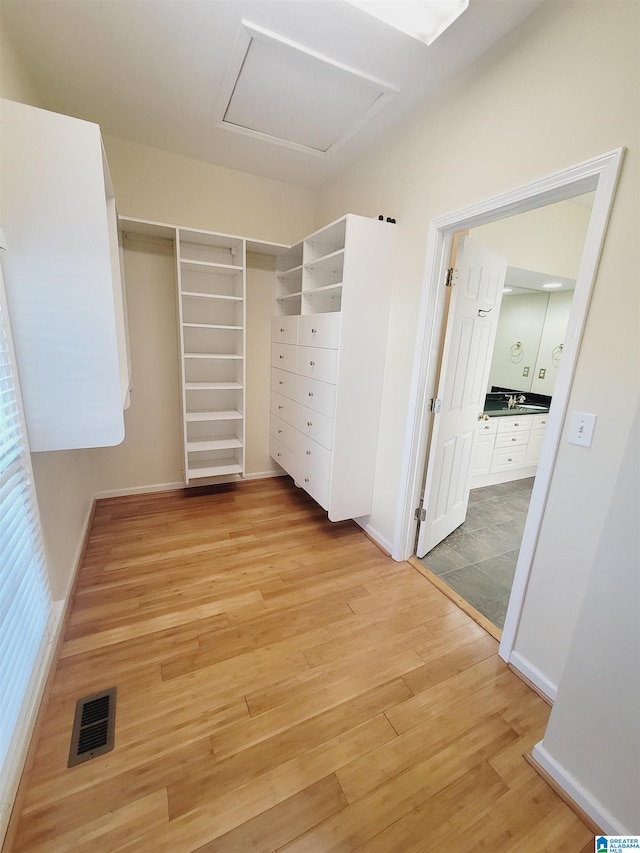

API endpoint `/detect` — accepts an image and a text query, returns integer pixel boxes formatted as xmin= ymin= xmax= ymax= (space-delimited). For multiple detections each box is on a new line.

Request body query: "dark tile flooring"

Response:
xmin=417 ymin=478 xmax=535 ymax=630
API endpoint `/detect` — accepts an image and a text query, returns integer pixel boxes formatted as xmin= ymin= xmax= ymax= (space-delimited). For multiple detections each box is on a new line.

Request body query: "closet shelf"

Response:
xmin=183 ymin=352 xmax=243 ymax=360
xmin=185 ymin=381 xmax=243 ymax=390
xmin=186 ymin=410 xmax=242 ymax=422
xmin=187 ymin=459 xmax=244 ymax=479
xmin=182 ymin=291 xmax=243 ymax=302
xmin=180 ymin=260 xmax=243 ymax=275
xmin=187 ymin=437 xmax=243 ymax=452
xmin=182 ymin=322 xmax=242 ymax=331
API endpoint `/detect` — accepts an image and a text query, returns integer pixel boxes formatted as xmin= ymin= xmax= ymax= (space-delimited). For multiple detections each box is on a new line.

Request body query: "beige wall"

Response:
xmin=315 ymin=0 xmax=639 ymax=690
xmin=102 ymin=135 xmax=315 ymax=246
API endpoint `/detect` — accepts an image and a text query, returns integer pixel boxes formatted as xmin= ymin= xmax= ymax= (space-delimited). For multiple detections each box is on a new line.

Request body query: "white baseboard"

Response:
xmin=243 ymin=470 xmax=284 ymax=481
xmin=353 ymin=517 xmax=394 ymax=556
xmin=509 ymin=650 xmax=558 ymax=703
xmin=531 ymin=742 xmax=629 ymax=835
xmin=93 ymin=480 xmax=185 ymax=500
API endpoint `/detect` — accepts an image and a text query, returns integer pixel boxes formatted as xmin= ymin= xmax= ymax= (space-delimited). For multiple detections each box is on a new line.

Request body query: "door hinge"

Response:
xmin=414 ymin=501 xmax=426 ymax=523
xmin=429 ymin=398 xmax=442 ymax=414
xmin=445 ymin=267 xmax=458 ymax=287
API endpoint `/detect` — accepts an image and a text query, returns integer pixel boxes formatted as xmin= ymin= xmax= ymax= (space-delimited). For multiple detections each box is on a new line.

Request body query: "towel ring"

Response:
xmin=552 ymin=343 xmax=563 ymax=367
xmin=509 ymin=341 xmax=524 ymax=363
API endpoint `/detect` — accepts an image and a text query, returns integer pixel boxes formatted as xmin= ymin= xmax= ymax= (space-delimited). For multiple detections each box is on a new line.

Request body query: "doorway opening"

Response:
xmin=393 ymin=149 xmax=623 ymax=694
xmin=413 ymin=194 xmax=594 ymax=638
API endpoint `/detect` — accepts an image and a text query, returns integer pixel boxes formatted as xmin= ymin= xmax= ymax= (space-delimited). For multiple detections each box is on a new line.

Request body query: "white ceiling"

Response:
xmin=0 ymin=0 xmax=542 ymax=189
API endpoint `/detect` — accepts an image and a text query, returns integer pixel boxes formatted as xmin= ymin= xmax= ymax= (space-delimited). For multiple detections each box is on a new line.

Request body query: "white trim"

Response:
xmin=531 ymin=742 xmax=630 ymax=835
xmin=93 ymin=481 xmax=185 ymax=500
xmin=243 ymin=470 xmax=285 ymax=481
xmin=353 ymin=518 xmax=394 ymax=555
xmin=509 ymin=650 xmax=557 ymax=703
xmin=393 ymin=149 xmax=624 ymax=668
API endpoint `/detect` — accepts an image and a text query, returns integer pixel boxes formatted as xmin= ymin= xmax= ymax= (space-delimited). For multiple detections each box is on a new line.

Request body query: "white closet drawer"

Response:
xmin=290 ymin=431 xmax=332 ymax=477
xmin=285 ymin=397 xmax=334 ymax=449
xmin=270 ymin=368 xmax=336 ymax=417
xmin=490 ymin=446 xmax=527 ymax=473
xmin=270 ymin=414 xmax=296 ymax=450
xmin=296 ymin=346 xmax=339 ymax=384
xmin=295 ymin=375 xmax=336 ymax=417
xmin=270 ymin=436 xmax=296 ymax=476
xmin=271 ymin=316 xmax=299 ymax=345
xmin=271 ymin=343 xmax=297 ymax=373
xmin=270 ymin=391 xmax=296 ymax=423
xmin=299 ymin=469 xmax=330 ymax=511
xmin=494 ymin=432 xmax=529 ymax=449
xmin=298 ymin=313 xmax=341 ymax=349
xmin=477 ymin=418 xmax=498 ymax=435
xmin=496 ymin=416 xmax=532 ymax=435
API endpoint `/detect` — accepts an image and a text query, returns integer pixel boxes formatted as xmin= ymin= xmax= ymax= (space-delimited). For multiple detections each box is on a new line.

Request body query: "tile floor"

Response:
xmin=417 ymin=477 xmax=535 ymax=629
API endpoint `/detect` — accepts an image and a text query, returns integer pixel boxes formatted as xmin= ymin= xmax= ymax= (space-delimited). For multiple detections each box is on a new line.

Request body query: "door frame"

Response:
xmin=392 ymin=148 xmax=624 ymax=674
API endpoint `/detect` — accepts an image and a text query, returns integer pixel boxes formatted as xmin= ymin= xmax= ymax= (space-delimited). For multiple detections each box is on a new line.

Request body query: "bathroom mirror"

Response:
xmin=488 ymin=270 xmax=575 ymax=397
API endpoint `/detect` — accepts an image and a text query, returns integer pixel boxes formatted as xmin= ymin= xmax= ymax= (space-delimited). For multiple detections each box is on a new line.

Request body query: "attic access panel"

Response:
xmin=217 ymin=22 xmax=397 ymax=157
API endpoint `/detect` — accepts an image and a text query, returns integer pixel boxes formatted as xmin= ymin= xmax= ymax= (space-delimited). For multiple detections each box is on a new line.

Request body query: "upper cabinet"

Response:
xmin=0 ymin=99 xmax=130 ymax=451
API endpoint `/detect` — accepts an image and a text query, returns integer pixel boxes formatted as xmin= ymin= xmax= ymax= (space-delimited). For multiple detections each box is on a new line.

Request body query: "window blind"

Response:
xmin=0 ymin=252 xmax=53 ymax=800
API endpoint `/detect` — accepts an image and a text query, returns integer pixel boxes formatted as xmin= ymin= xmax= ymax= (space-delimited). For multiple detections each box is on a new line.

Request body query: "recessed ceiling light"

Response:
xmin=345 ymin=0 xmax=469 ymax=46
xmin=502 ymin=287 xmax=513 ymax=293
xmin=542 ymin=282 xmax=563 ymax=289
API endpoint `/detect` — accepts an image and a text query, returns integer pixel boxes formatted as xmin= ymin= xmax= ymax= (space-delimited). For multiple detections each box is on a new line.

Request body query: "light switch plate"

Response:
xmin=568 ymin=412 xmax=597 ymax=447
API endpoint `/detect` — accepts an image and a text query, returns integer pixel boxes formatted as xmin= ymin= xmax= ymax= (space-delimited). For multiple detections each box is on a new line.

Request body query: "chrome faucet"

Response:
xmin=507 ymin=394 xmax=526 ymax=409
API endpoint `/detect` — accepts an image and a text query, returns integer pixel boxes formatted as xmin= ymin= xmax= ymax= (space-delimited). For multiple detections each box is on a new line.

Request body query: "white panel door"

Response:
xmin=417 ymin=236 xmax=507 ymax=557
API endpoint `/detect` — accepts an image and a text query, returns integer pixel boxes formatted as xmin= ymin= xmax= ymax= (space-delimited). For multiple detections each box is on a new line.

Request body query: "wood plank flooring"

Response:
xmin=7 ymin=478 xmax=593 ymax=852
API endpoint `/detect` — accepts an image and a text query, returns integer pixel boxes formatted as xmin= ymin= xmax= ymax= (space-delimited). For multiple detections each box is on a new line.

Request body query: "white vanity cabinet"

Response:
xmin=0 ymin=99 xmax=130 ymax=450
xmin=270 ymin=214 xmax=394 ymax=521
xmin=471 ymin=412 xmax=548 ymax=487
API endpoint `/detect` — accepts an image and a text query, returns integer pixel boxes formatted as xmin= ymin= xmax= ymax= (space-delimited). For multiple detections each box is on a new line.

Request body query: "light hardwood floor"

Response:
xmin=7 ymin=478 xmax=593 ymax=852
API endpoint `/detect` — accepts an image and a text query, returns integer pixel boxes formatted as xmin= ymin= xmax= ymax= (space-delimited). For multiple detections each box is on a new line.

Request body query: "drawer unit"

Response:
xmin=270 ymin=214 xmax=394 ymax=521
xmin=271 ymin=316 xmax=299 ymax=345
xmin=494 ymin=431 xmax=529 ymax=449
xmin=477 ymin=417 xmax=498 ymax=435
xmin=271 ymin=343 xmax=297 ymax=373
xmin=496 ymin=416 xmax=533 ymax=434
xmin=532 ymin=413 xmax=549 ymax=430
xmin=298 ymin=313 xmax=341 ymax=348
xmin=490 ymin=446 xmax=527 ymax=473
xmin=296 ymin=345 xmax=339 ymax=384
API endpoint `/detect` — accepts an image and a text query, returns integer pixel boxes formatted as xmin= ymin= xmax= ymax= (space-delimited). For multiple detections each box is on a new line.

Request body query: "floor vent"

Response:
xmin=68 ymin=687 xmax=116 ymax=767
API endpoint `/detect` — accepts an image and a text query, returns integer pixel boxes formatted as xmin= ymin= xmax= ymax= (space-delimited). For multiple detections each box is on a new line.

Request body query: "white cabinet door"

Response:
xmin=1 ymin=99 xmax=128 ymax=450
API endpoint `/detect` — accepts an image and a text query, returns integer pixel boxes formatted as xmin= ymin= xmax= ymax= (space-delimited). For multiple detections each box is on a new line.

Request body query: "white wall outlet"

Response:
xmin=568 ymin=412 xmax=597 ymax=447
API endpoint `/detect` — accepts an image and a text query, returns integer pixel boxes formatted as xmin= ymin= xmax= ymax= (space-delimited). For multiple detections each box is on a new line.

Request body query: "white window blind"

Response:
xmin=0 ymin=249 xmax=53 ymax=806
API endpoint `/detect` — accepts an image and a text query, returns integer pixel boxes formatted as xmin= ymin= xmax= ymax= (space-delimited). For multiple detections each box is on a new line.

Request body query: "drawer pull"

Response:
xmin=306 ymin=450 xmax=311 ymax=456
xmin=279 ymin=354 xmax=284 ymax=359
xmin=311 ymin=328 xmax=317 ymax=333
xmin=309 ymin=360 xmax=315 ymax=366
xmin=280 ymin=327 xmax=285 ymax=333
xmin=508 ymin=457 xmax=513 ymax=462
xmin=514 ymin=422 xmax=519 ymax=426
xmin=277 ymin=429 xmax=282 ymax=434
xmin=278 ymin=405 xmax=283 ymax=410
xmin=484 ymin=425 xmax=490 ymax=430
xmin=279 ymin=380 xmax=284 ymax=385
xmin=276 ymin=452 xmax=281 ymax=457
xmin=304 ymin=477 xmax=310 ymax=483
xmin=511 ymin=437 xmax=517 ymax=442
xmin=308 ymin=392 xmax=313 ymax=397
xmin=307 ymin=421 xmax=313 ymax=427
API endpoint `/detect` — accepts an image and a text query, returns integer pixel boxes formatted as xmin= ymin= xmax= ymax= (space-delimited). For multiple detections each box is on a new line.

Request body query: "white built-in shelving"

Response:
xmin=270 ymin=214 xmax=394 ymax=521
xmin=176 ymin=228 xmax=246 ymax=482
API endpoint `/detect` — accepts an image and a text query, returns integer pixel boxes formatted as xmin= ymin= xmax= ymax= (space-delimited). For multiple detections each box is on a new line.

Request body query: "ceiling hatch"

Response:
xmin=216 ymin=22 xmax=398 ymax=157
